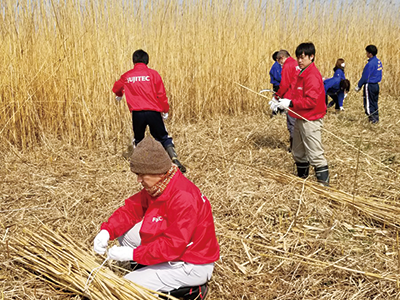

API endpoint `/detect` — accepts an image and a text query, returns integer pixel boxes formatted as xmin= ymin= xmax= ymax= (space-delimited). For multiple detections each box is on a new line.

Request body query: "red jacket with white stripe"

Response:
xmin=100 ymin=171 xmax=220 ymax=266
xmin=289 ymin=62 xmax=326 ymax=121
xmin=275 ymin=57 xmax=300 ymax=99
xmin=112 ymin=63 xmax=169 ymax=113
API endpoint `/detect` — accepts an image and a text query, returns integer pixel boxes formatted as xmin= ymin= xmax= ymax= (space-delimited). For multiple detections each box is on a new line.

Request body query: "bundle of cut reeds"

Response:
xmin=257 ymin=166 xmax=400 ymax=228
xmin=9 ymin=226 xmax=176 ymax=300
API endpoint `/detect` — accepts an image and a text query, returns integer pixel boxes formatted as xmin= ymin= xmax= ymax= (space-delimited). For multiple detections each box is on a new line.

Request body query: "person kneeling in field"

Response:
xmin=270 ymin=42 xmax=330 ymax=186
xmin=93 ymin=137 xmax=220 ymax=296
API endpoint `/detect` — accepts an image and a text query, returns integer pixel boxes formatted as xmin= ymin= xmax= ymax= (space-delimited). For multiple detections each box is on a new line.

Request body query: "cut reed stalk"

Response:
xmin=8 ymin=225 xmax=177 ymax=300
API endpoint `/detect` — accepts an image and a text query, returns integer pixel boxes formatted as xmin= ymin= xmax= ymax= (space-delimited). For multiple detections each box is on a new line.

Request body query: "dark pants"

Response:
xmin=287 ymin=113 xmax=296 ymax=139
xmin=326 ymin=94 xmax=339 ymax=110
xmin=131 ymin=111 xmax=173 ymax=147
xmin=363 ymin=83 xmax=379 ymax=123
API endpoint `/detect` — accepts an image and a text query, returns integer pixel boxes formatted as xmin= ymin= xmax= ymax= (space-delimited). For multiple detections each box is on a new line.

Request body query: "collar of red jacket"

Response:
xmin=133 ymin=63 xmax=148 ymax=70
xmin=299 ymin=62 xmax=315 ymax=77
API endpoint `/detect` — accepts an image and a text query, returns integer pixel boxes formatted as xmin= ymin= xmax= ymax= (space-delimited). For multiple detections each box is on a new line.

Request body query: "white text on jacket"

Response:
xmin=126 ymin=76 xmax=150 ymax=83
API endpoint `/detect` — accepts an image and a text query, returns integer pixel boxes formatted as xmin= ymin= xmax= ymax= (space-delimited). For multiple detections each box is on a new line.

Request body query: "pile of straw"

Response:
xmin=256 ymin=166 xmax=400 ymax=229
xmin=9 ymin=226 xmax=175 ymax=300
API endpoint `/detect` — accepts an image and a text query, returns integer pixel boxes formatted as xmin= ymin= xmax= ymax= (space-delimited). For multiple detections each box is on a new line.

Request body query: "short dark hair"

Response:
xmin=295 ymin=42 xmax=316 ymax=59
xmin=133 ymin=49 xmax=149 ymax=65
xmin=365 ymin=45 xmax=378 ymax=56
xmin=340 ymin=79 xmax=351 ymax=92
xmin=272 ymin=51 xmax=279 ymax=61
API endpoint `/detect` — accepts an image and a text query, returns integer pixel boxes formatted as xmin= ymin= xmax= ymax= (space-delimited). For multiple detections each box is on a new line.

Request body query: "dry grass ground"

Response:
xmin=1 ymin=92 xmax=400 ymax=299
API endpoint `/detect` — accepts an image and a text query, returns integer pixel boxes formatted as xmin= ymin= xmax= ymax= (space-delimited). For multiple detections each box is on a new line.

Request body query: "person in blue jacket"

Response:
xmin=269 ymin=51 xmax=282 ymax=92
xmin=355 ymin=45 xmax=383 ymax=123
xmin=269 ymin=51 xmax=283 ymax=116
xmin=324 ymin=58 xmax=348 ymax=111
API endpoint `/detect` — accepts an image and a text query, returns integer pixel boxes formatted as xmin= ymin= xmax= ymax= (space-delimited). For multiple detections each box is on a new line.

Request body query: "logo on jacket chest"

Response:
xmin=126 ymin=76 xmax=150 ymax=83
xmin=152 ymin=216 xmax=163 ymax=223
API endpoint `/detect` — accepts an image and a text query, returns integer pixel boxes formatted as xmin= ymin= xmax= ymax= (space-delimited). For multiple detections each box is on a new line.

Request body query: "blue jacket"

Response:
xmin=333 ymin=68 xmax=345 ymax=81
xmin=357 ymin=56 xmax=382 ymax=88
xmin=324 ymin=76 xmax=346 ymax=107
xmin=269 ymin=61 xmax=282 ymax=85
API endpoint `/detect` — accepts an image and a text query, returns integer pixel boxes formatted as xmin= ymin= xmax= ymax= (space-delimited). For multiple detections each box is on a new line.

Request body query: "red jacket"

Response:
xmin=112 ymin=63 xmax=169 ymax=113
xmin=289 ymin=62 xmax=326 ymax=121
xmin=101 ymin=171 xmax=220 ymax=265
xmin=275 ymin=57 xmax=300 ymax=99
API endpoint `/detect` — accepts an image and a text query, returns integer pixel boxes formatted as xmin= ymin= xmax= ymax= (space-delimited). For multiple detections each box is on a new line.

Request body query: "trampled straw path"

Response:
xmin=9 ymin=226 xmax=178 ymax=300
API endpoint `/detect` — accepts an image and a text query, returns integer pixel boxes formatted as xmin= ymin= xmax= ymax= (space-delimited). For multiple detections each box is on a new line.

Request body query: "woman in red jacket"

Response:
xmin=93 ymin=137 xmax=220 ymax=293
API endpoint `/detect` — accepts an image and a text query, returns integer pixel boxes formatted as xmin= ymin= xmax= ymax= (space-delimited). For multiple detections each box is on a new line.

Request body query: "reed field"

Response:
xmin=1 ymin=0 xmax=400 ymax=299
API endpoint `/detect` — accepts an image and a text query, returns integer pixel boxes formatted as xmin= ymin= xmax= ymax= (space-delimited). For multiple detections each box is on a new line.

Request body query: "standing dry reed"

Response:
xmin=1 ymin=0 xmax=400 ymax=148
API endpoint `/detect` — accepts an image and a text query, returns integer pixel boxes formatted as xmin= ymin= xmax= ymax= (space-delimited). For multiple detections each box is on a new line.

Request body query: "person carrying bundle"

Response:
xmin=93 ymin=137 xmax=220 ymax=298
xmin=112 ymin=49 xmax=186 ymax=172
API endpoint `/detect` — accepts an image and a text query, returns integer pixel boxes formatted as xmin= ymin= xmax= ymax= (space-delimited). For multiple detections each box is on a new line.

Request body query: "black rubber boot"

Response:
xmin=296 ymin=162 xmax=310 ymax=178
xmin=165 ymin=145 xmax=186 ymax=173
xmin=315 ymin=165 xmax=329 ymax=186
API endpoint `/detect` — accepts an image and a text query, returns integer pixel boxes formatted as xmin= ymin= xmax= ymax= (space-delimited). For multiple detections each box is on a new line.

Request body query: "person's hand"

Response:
xmin=161 ymin=112 xmax=168 ymax=120
xmin=354 ymin=86 xmax=361 ymax=92
xmin=269 ymin=97 xmax=280 ymax=112
xmin=278 ymin=98 xmax=292 ymax=110
xmin=116 ymin=96 xmax=123 ymax=101
xmin=108 ymin=245 xmax=134 ymax=262
xmin=93 ymin=230 xmax=110 ymax=255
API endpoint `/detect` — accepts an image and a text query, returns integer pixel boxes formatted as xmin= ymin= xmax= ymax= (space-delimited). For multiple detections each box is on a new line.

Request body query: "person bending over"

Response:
xmin=93 ymin=137 xmax=220 ymax=294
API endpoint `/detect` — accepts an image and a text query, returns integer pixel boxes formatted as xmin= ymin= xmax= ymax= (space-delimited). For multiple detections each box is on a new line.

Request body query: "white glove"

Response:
xmin=161 ymin=112 xmax=168 ymax=120
xmin=93 ymin=230 xmax=110 ymax=255
xmin=278 ymin=98 xmax=292 ymax=110
xmin=340 ymin=106 xmax=344 ymax=111
xmin=108 ymin=245 xmax=134 ymax=262
xmin=354 ymin=86 xmax=361 ymax=92
xmin=115 ymin=96 xmax=123 ymax=101
xmin=269 ymin=97 xmax=280 ymax=112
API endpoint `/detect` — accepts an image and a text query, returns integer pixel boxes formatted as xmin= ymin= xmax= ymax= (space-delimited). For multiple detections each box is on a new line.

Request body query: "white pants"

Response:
xmin=118 ymin=222 xmax=215 ymax=292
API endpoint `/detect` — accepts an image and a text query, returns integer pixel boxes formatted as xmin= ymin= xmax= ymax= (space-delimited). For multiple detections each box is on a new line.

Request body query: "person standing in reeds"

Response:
xmin=354 ymin=45 xmax=383 ymax=124
xmin=113 ymin=49 xmax=186 ymax=172
xmin=270 ymin=43 xmax=329 ymax=186
xmin=93 ymin=137 xmax=220 ymax=294
xmin=324 ymin=58 xmax=350 ymax=112
xmin=268 ymin=51 xmax=284 ymax=117
xmin=272 ymin=50 xmax=300 ymax=152
xmin=269 ymin=51 xmax=282 ymax=93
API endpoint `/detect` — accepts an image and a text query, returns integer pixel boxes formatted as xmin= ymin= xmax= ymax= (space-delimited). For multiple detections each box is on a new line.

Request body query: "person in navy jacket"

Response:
xmin=355 ymin=45 xmax=383 ymax=123
xmin=269 ymin=51 xmax=282 ymax=93
xmin=323 ymin=59 xmax=350 ymax=111
xmin=113 ymin=49 xmax=186 ymax=172
xmin=93 ymin=137 xmax=219 ymax=293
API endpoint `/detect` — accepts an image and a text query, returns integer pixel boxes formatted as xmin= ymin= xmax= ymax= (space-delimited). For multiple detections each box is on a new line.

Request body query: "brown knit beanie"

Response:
xmin=130 ymin=137 xmax=172 ymax=174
